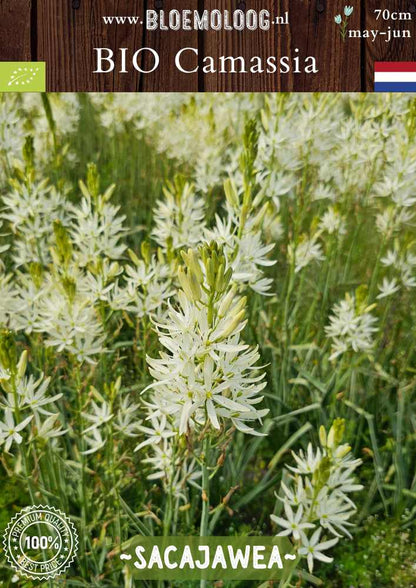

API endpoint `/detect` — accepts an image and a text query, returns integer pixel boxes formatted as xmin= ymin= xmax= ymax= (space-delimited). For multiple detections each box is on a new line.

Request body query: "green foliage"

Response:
xmin=322 ymin=516 xmax=416 ymax=587
xmin=0 ymin=93 xmax=415 ymax=586
xmin=0 ymin=471 xmax=29 ymax=530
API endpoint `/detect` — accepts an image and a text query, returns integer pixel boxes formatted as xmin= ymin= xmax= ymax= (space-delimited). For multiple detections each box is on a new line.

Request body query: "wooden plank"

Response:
xmin=142 ymin=0 xmax=199 ymax=91
xmin=278 ymin=0 xmax=362 ymax=91
xmin=203 ymin=0 xmax=280 ymax=91
xmin=0 ymin=0 xmax=32 ymax=62
xmin=365 ymin=0 xmax=416 ymax=90
xmin=6 ymin=0 xmax=416 ymax=91
xmin=37 ymin=0 xmax=145 ymax=91
xmin=202 ymin=0 xmax=362 ymax=92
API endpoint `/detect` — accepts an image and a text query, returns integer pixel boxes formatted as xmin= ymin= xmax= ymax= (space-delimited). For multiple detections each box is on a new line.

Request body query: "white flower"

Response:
xmin=152 ymin=181 xmax=206 ymax=251
xmin=82 ymin=427 xmax=105 ymax=455
xmin=271 ymin=420 xmax=362 ymax=573
xmin=381 ymin=247 xmax=416 ymax=290
xmin=83 ymin=400 xmax=113 ymax=432
xmin=17 ymin=375 xmax=60 ymax=415
xmin=288 ymin=443 xmax=322 ymax=474
xmin=114 ymin=413 xmax=140 ymax=437
xmin=0 ymin=97 xmax=26 ymax=163
xmin=2 ymin=181 xmax=70 ymax=266
xmin=0 ymin=409 xmax=33 ymax=452
xmin=110 ymin=256 xmax=173 ymax=319
xmin=327 ymin=466 xmax=364 ymax=498
xmin=402 ymin=269 xmax=416 ymax=288
xmin=316 ymin=491 xmax=355 ymax=538
xmin=0 ymin=273 xmax=18 ymax=327
xmin=205 ymin=207 xmax=276 ymax=295
xmin=319 ymin=207 xmax=346 ymax=235
xmin=377 ymin=277 xmax=400 ymax=299
xmin=134 ymin=415 xmax=176 ymax=451
xmin=171 ymin=458 xmax=202 ymax=501
xmin=28 ymin=274 xmax=106 ymax=363
xmin=298 ymin=529 xmax=338 ymax=572
xmin=381 ymin=249 xmax=398 ymax=267
xmin=70 ymin=189 xmax=126 ymax=266
xmin=271 ymin=503 xmax=314 ymax=541
xmin=290 ymin=236 xmax=325 ymax=274
xmin=325 ymin=294 xmax=378 ymax=359
xmin=313 ymin=184 xmax=337 ymax=202
xmin=375 ymin=208 xmax=414 ymax=237
xmin=36 ymin=413 xmax=67 ymax=441
xmin=114 ymin=396 xmax=141 ymax=437
xmin=280 ymin=478 xmax=306 ymax=507
xmin=0 ymin=366 xmax=11 ymax=381
xmin=69 ymin=331 xmax=106 ymax=365
xmin=81 ymin=272 xmax=115 ymax=302
xmin=143 ymin=439 xmax=175 ymax=480
xmin=145 ymin=246 xmax=269 ymax=436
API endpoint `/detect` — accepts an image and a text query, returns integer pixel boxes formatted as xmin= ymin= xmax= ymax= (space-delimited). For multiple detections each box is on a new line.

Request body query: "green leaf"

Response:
xmin=268 ymin=422 xmax=313 ymax=470
xmin=8 ymin=66 xmax=39 ymax=87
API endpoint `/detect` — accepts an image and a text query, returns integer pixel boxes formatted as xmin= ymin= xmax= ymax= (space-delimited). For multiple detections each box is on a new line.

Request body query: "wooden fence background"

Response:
xmin=1 ymin=0 xmax=416 ymax=91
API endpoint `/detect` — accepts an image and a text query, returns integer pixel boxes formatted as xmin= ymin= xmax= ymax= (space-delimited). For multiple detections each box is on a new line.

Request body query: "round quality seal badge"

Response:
xmin=2 ymin=505 xmax=78 ymax=580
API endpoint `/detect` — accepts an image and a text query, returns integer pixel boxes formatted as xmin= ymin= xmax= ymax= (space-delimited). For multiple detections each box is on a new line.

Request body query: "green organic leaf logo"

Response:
xmin=8 ymin=66 xmax=40 ymax=87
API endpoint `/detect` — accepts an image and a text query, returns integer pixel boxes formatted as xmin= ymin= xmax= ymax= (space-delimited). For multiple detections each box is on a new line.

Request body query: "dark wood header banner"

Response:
xmin=1 ymin=0 xmax=416 ymax=91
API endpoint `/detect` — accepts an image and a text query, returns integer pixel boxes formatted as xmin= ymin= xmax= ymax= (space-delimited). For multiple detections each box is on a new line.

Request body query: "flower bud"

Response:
xmin=215 ymin=309 xmax=245 ymax=341
xmin=62 ymin=276 xmax=77 ymax=302
xmin=240 ymin=204 xmax=249 ymax=229
xmin=23 ymin=136 xmax=35 ymax=171
xmin=215 ymin=263 xmax=225 ymax=293
xmin=127 ymin=249 xmax=145 ymax=265
xmin=141 ymin=241 xmax=151 ymax=265
xmin=337 ymin=444 xmax=351 ymax=459
xmin=188 ymin=271 xmax=202 ymax=301
xmin=319 ymin=425 xmax=327 ymax=447
xmin=218 ymin=286 xmax=238 ymax=318
xmin=17 ymin=350 xmax=28 ymax=379
xmin=312 ymin=456 xmax=331 ymax=489
xmin=224 ymin=178 xmax=239 ymax=209
xmin=178 ymin=266 xmax=192 ymax=299
xmin=29 ymin=262 xmax=44 ymax=289
xmin=0 ymin=330 xmax=17 ymax=375
xmin=108 ymin=261 xmax=121 ymax=279
xmin=328 ymin=418 xmax=345 ymax=448
xmin=182 ymin=249 xmax=203 ymax=284
xmin=87 ymin=162 xmax=100 ymax=200
xmin=114 ymin=376 xmax=122 ymax=394
xmin=222 ymin=267 xmax=233 ymax=292
xmin=206 ymin=258 xmax=215 ymax=288
xmin=178 ymin=267 xmax=200 ymax=302
xmin=53 ymin=220 xmax=73 ymax=267
xmin=252 ymin=201 xmax=269 ymax=229
xmin=157 ymin=247 xmax=165 ymax=265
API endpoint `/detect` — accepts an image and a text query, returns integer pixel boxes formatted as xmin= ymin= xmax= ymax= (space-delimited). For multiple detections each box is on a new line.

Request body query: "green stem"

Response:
xmin=163 ymin=487 xmax=173 ymax=537
xmin=163 ymin=441 xmax=177 ymax=537
xmin=74 ymin=362 xmax=88 ymax=576
xmin=11 ymin=374 xmax=52 ymax=578
xmin=200 ymin=437 xmax=210 ymax=588
xmin=11 ymin=375 xmax=36 ymax=503
xmin=200 ymin=438 xmax=210 ymax=537
xmin=281 ymin=263 xmax=295 ymax=402
xmin=368 ymin=238 xmax=385 ymax=302
xmin=108 ymin=422 xmax=122 ymax=550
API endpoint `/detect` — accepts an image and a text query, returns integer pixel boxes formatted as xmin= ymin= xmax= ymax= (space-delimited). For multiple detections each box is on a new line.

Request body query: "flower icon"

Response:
xmin=335 ymin=5 xmax=354 ymax=41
